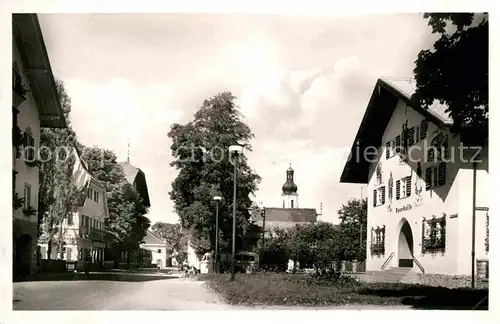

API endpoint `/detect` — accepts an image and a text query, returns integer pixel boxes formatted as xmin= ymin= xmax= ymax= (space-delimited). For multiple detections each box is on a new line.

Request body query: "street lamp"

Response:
xmin=228 ymin=144 xmax=244 ymax=281
xmin=213 ymin=195 xmax=222 ymax=274
xmin=260 ymin=206 xmax=266 ymax=251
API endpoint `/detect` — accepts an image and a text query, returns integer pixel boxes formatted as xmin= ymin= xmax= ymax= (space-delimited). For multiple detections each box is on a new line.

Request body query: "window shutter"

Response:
xmin=408 ymin=127 xmax=414 ymax=146
xmin=438 ymin=162 xmax=446 ymax=186
xmin=396 ymin=180 xmax=401 ymax=199
xmin=395 ymin=135 xmax=401 ymax=152
xmin=420 ymin=120 xmax=428 ymax=139
xmin=406 ymin=176 xmax=412 ymax=197
xmin=425 ymin=167 xmax=432 ymax=190
xmin=381 ymin=186 xmax=386 ymax=204
xmin=385 ymin=141 xmax=390 ymax=159
xmin=373 ymin=189 xmax=377 ymax=207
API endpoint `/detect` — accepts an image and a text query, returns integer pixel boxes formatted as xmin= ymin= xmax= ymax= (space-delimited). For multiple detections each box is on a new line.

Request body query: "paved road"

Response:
xmin=13 ymin=272 xmax=233 ymax=310
xmin=13 ymin=272 xmax=412 ymax=310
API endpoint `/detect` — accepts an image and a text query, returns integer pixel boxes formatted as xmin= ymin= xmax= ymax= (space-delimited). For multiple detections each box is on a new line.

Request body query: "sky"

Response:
xmin=38 ymin=13 xmax=437 ymax=225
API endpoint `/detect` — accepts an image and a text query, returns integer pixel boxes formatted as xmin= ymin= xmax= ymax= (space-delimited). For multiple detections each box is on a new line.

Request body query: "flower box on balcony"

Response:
xmin=13 ymin=192 xmax=24 ymax=210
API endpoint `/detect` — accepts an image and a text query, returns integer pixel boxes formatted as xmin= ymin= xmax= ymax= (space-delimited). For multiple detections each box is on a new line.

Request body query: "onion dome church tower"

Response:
xmin=282 ymin=164 xmax=298 ymax=209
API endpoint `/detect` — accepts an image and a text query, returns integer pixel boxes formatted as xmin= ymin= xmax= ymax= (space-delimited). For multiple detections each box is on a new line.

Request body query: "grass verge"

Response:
xmin=202 ymin=273 xmax=488 ymax=310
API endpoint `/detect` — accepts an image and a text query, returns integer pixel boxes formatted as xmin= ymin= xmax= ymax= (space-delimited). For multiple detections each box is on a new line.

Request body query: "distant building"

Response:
xmin=340 ymin=78 xmax=488 ymax=276
xmin=117 ymin=161 xmax=152 ymax=265
xmin=119 ymin=162 xmax=151 ymax=208
xmin=251 ymin=164 xmax=318 ymax=237
xmin=12 ymin=14 xmax=67 ymax=278
xmin=140 ymin=230 xmax=171 ymax=268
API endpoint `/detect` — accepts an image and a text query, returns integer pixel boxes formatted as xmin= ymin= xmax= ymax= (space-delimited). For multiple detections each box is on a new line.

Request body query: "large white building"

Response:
xmin=12 ymin=14 xmax=66 ymax=278
xmin=39 ymin=147 xmax=110 ymax=268
xmin=340 ymin=78 xmax=488 ymax=276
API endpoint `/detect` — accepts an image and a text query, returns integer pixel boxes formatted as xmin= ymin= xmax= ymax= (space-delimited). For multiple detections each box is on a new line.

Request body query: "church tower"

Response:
xmin=282 ymin=164 xmax=298 ymax=208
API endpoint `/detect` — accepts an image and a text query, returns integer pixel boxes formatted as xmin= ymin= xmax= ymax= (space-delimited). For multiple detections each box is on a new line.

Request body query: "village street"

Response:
xmin=13 ymin=272 xmax=232 ymax=310
xmin=13 ymin=272 xmax=412 ymax=310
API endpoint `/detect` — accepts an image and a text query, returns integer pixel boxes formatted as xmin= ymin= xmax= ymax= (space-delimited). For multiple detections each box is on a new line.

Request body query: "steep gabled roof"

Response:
xmin=142 ymin=230 xmax=167 ymax=246
xmin=119 ymin=161 xmax=151 ymax=207
xmin=12 ymin=14 xmax=66 ymax=128
xmin=73 ymin=145 xmax=110 ymax=218
xmin=339 ymin=78 xmax=453 ymax=184
xmin=251 ymin=207 xmax=318 ymax=223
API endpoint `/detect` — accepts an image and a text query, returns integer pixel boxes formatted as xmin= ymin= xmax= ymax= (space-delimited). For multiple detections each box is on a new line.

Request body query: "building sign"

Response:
xmin=476 ymin=207 xmax=489 ymax=211
xmin=396 ymin=204 xmax=412 ymax=213
xmin=449 ymin=214 xmax=458 ymax=219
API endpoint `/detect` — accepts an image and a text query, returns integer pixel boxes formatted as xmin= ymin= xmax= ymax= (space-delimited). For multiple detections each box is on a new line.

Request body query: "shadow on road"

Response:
xmin=14 ymin=272 xmax=178 ymax=283
xmin=357 ymin=284 xmax=489 ymax=310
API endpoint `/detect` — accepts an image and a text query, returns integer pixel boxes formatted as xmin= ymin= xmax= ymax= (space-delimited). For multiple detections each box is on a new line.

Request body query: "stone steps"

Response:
xmin=364 ymin=267 xmax=418 ymax=283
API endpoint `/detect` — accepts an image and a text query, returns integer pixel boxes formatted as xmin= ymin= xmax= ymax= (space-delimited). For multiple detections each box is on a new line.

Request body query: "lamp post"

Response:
xmin=228 ymin=144 xmax=244 ymax=281
xmin=213 ymin=195 xmax=222 ymax=274
xmin=260 ymin=206 xmax=266 ymax=251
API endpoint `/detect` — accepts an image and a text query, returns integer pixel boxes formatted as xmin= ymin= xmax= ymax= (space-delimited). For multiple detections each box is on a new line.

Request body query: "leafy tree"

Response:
xmin=287 ymin=222 xmax=341 ymax=270
xmin=412 ymin=13 xmax=488 ymax=143
xmin=151 ymin=222 xmax=184 ymax=252
xmin=337 ymin=198 xmax=367 ymax=261
xmin=168 ymin=92 xmax=261 ymax=256
xmin=260 ymin=227 xmax=293 ymax=271
xmin=38 ymin=80 xmax=86 ymax=259
xmin=82 ymin=147 xmax=150 ymax=262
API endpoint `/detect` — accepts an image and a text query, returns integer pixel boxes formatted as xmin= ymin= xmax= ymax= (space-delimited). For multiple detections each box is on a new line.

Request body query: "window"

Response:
xmin=370 ymin=226 xmax=385 ymax=256
xmin=373 ymin=186 xmax=386 ymax=207
xmin=385 ymin=141 xmax=391 ymax=159
xmin=23 ymin=132 xmax=35 ymax=161
xmin=88 ymin=188 xmax=92 ymax=199
xmin=395 ymin=135 xmax=401 ymax=153
xmin=23 ymin=183 xmax=31 ymax=208
xmin=415 ymin=125 xmax=421 ymax=143
xmin=408 ymin=127 xmax=415 ymax=146
xmin=291 ymin=200 xmax=294 ymax=208
xmin=425 ymin=163 xmax=446 ymax=190
xmin=67 ymin=214 xmax=73 ymax=226
xmin=420 ymin=120 xmax=428 ymax=140
xmin=157 ymin=249 xmax=162 ymax=253
xmin=422 ymin=216 xmax=446 ymax=253
xmin=396 ymin=176 xmax=412 ymax=200
xmin=66 ymin=248 xmax=72 ymax=261
xmin=96 ymin=191 xmax=99 ymax=203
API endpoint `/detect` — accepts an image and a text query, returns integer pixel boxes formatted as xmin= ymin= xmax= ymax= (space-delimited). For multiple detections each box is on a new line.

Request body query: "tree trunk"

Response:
xmin=47 ymin=240 xmax=52 ymax=260
xmin=58 ymin=222 xmax=64 ymax=260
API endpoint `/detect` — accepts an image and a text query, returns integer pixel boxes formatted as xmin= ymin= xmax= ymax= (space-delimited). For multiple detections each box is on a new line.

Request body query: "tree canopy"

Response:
xmin=412 ymin=13 xmax=488 ymax=143
xmin=38 ymin=80 xmax=86 ymax=259
xmin=168 ymin=92 xmax=261 ymax=256
xmin=151 ymin=222 xmax=185 ymax=252
xmin=337 ymin=198 xmax=367 ymax=261
xmin=82 ymin=147 xmax=150 ymax=253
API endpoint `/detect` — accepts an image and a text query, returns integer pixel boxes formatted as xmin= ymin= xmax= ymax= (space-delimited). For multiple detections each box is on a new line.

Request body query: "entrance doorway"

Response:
xmin=398 ymin=220 xmax=414 ymax=268
xmin=14 ymin=234 xmax=33 ymax=278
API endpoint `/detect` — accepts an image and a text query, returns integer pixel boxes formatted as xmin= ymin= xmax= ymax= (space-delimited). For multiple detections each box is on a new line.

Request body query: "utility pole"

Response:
xmin=360 ymin=186 xmax=363 ymax=246
xmin=471 ymin=162 xmax=477 ymax=288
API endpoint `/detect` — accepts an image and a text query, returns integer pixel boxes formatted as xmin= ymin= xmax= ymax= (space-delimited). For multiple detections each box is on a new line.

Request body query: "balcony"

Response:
xmin=79 ymin=227 xmax=107 ymax=242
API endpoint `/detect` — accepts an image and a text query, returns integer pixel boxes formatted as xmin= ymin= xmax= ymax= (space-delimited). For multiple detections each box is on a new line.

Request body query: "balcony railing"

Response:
xmin=79 ymin=227 xmax=107 ymax=242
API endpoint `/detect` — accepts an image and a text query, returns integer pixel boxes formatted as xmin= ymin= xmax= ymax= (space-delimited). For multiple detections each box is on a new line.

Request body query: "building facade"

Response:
xmin=252 ymin=164 xmax=318 ymax=237
xmin=140 ymin=231 xmax=171 ymax=268
xmin=12 ymin=14 xmax=66 ymax=278
xmin=39 ymin=147 xmax=109 ymax=268
xmin=340 ymin=78 xmax=489 ymax=276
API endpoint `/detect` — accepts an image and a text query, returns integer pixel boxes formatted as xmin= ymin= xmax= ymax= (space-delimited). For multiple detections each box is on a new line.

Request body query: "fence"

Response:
xmin=341 ymin=260 xmax=366 ymax=273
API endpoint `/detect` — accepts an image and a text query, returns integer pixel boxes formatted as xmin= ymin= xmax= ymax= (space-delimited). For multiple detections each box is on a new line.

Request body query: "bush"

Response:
xmin=205 ymin=272 xmax=488 ymax=309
